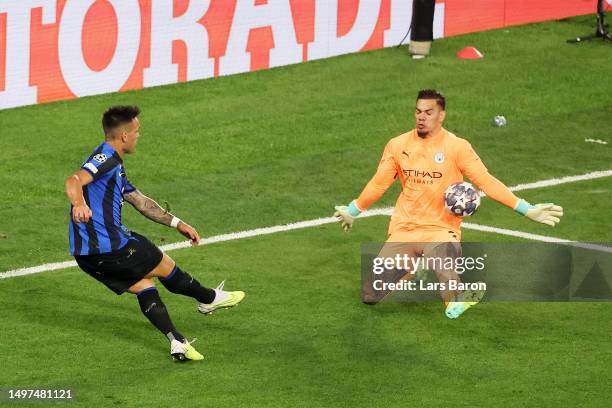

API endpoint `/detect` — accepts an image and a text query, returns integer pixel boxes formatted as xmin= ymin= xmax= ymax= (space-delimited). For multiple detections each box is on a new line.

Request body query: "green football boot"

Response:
xmin=171 ymin=338 xmax=203 ymax=362
xmin=445 ymin=285 xmax=486 ymax=319
xmin=197 ymin=280 xmax=245 ymax=314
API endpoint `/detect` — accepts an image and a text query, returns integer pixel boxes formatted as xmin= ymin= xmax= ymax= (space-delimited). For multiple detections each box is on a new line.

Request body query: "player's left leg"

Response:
xmin=128 ymin=279 xmax=203 ymax=361
xmin=423 ymin=241 xmax=463 ymax=303
xmin=128 ymin=278 xmax=204 ymax=361
xmin=145 ymin=253 xmax=245 ymax=314
xmin=129 ymin=278 xmax=184 ymax=342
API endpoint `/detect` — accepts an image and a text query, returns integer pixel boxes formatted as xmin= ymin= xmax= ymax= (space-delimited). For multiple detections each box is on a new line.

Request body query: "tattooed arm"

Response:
xmin=123 ymin=190 xmax=174 ymax=226
xmin=123 ymin=190 xmax=201 ymax=244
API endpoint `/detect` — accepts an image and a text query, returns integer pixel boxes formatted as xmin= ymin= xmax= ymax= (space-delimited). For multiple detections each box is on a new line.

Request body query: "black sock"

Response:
xmin=136 ymin=287 xmax=184 ymax=342
xmin=160 ymin=266 xmax=216 ymax=304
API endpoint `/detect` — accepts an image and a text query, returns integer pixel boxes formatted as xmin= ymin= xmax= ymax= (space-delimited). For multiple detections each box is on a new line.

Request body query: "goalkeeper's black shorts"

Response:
xmin=74 ymin=231 xmax=163 ymax=295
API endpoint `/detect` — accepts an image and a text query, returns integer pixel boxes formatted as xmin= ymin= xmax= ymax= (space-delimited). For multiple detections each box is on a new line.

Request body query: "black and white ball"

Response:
xmin=444 ymin=182 xmax=481 ymax=217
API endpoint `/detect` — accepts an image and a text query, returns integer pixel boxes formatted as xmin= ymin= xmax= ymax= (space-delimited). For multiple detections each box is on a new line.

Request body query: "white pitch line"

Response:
xmin=0 ymin=216 xmax=350 ymax=279
xmin=1 ymin=169 xmax=611 ymax=279
xmin=507 ymin=170 xmax=612 ymax=193
xmin=461 ymin=223 xmax=612 ymax=253
xmin=479 ymin=169 xmax=612 ymax=197
xmin=0 ymin=260 xmax=80 ymax=280
xmin=584 ymin=138 xmax=608 ymax=145
xmin=161 ymin=216 xmax=341 ymax=252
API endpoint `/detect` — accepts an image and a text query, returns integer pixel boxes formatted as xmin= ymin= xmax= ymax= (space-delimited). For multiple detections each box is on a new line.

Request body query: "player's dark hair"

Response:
xmin=417 ymin=89 xmax=445 ymax=110
xmin=102 ymin=105 xmax=140 ymax=135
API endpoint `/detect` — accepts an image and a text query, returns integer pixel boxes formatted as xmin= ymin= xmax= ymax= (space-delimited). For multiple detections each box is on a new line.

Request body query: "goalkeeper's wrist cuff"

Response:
xmin=514 ymin=199 xmax=534 ymax=216
xmin=347 ymin=200 xmax=363 ymax=217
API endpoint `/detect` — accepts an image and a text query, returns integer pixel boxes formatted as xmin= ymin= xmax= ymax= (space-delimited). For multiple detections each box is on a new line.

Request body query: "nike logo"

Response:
xmin=145 ymin=303 xmax=157 ymax=313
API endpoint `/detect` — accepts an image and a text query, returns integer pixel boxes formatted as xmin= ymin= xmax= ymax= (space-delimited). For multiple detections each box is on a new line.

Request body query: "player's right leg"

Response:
xmin=145 ymin=253 xmax=245 ymax=314
xmin=362 ymin=234 xmax=422 ymax=305
xmin=128 ymin=279 xmax=203 ymax=362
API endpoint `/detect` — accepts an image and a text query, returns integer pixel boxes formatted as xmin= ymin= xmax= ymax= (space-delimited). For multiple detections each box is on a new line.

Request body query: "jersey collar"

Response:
xmin=102 ymin=142 xmax=124 ymax=163
xmin=411 ymin=127 xmax=446 ymax=144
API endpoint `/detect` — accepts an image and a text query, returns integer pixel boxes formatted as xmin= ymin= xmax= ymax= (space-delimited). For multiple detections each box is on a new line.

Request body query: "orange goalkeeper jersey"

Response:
xmin=356 ymin=128 xmax=520 ymax=237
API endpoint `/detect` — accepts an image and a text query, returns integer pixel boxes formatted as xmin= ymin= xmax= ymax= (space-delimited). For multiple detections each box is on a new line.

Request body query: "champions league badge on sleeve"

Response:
xmin=93 ymin=153 xmax=108 ymax=163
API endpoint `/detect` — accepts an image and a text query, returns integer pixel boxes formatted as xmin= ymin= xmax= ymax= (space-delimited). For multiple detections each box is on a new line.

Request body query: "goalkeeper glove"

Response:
xmin=514 ymin=200 xmax=563 ymax=227
xmin=334 ymin=200 xmax=362 ymax=231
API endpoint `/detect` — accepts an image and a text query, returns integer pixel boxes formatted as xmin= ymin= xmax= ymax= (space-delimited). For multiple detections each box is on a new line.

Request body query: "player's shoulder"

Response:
xmin=386 ymin=131 xmax=412 ymax=149
xmin=444 ymin=130 xmax=472 ymax=149
xmin=86 ymin=142 xmax=120 ymax=164
xmin=89 ymin=142 xmax=112 ymax=160
xmin=82 ymin=142 xmax=122 ymax=178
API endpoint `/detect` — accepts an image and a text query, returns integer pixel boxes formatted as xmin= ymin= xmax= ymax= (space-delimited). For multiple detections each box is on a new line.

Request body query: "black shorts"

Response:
xmin=75 ymin=232 xmax=164 ymax=295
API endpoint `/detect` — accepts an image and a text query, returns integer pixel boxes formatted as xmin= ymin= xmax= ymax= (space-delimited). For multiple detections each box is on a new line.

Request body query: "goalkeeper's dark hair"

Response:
xmin=417 ymin=89 xmax=446 ymax=110
xmin=102 ymin=105 xmax=140 ymax=135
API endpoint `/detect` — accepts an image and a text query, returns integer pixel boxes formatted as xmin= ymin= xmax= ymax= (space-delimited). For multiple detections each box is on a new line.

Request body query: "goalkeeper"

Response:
xmin=334 ymin=89 xmax=563 ymax=319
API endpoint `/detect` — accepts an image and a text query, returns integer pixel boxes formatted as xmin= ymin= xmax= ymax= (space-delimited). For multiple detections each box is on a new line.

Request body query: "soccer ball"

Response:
xmin=444 ymin=182 xmax=481 ymax=217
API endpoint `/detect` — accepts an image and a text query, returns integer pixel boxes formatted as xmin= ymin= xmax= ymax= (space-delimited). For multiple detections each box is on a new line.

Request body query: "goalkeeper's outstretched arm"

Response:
xmin=334 ymin=142 xmax=398 ymax=231
xmin=460 ymin=140 xmax=563 ymax=227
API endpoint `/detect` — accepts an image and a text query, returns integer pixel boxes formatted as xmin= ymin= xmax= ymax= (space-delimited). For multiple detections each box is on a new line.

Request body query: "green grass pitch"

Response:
xmin=0 ymin=14 xmax=611 ymax=407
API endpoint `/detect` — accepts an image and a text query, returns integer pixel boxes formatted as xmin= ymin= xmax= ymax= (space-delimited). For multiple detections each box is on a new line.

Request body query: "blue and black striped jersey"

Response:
xmin=69 ymin=142 xmax=137 ymax=256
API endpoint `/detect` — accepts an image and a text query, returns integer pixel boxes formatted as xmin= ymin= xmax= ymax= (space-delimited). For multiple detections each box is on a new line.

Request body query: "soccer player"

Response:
xmin=334 ymin=89 xmax=563 ymax=319
xmin=65 ymin=106 xmax=245 ymax=361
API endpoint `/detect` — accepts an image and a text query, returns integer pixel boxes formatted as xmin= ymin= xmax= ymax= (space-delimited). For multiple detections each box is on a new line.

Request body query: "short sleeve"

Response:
xmin=81 ymin=152 xmax=120 ymax=180
xmin=124 ymin=176 xmax=137 ymax=194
